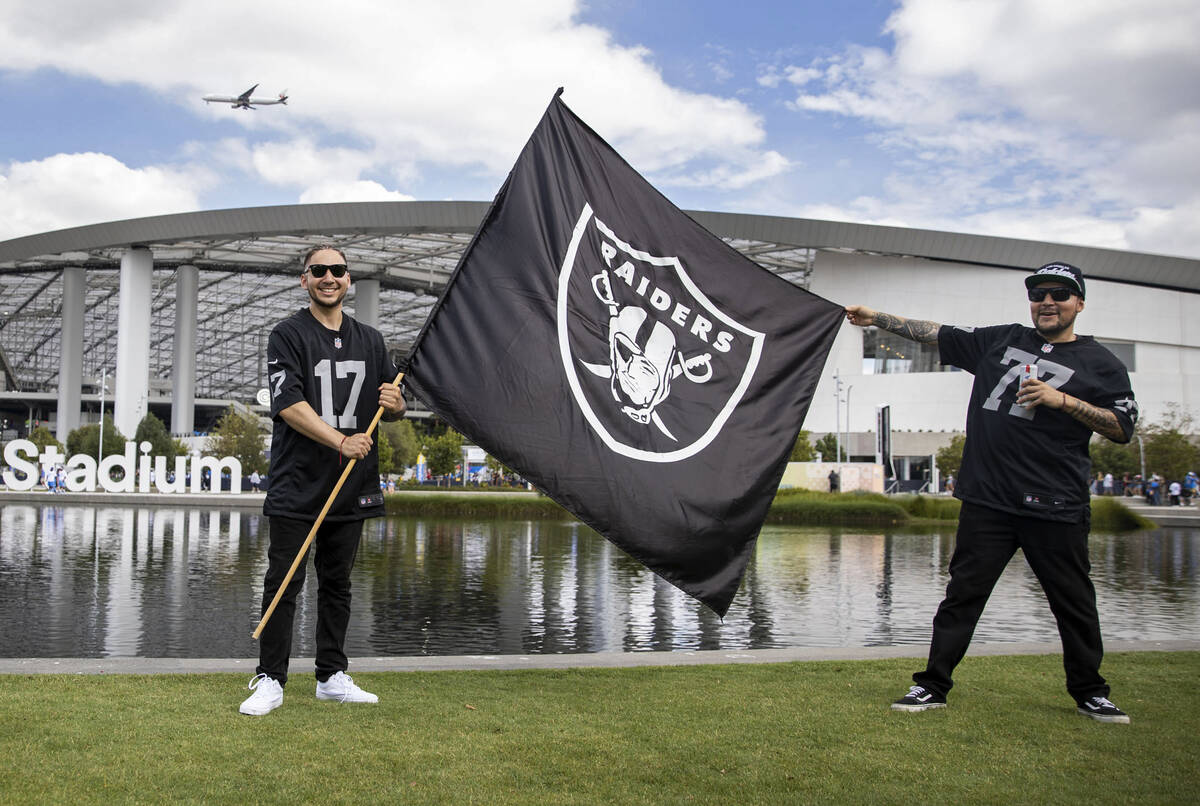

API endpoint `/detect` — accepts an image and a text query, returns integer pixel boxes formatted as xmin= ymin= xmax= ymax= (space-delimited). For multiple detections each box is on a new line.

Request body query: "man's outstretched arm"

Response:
xmin=844 ymin=305 xmax=942 ymax=344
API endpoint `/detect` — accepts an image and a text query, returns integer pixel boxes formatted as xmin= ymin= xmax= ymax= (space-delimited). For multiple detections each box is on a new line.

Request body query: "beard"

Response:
xmin=1035 ymin=319 xmax=1068 ymax=338
xmin=308 ymin=284 xmax=346 ymax=309
xmin=1033 ymin=307 xmax=1076 ymax=338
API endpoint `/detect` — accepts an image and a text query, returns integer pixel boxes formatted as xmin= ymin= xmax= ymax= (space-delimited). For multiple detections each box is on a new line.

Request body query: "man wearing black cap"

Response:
xmin=845 ymin=261 xmax=1138 ymax=723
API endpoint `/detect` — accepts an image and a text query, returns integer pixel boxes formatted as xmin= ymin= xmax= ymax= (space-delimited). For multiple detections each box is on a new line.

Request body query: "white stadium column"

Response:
xmin=113 ymin=247 xmax=153 ymax=439
xmin=355 ymin=277 xmax=380 ymax=329
xmin=171 ymin=264 xmax=198 ymax=435
xmin=56 ymin=266 xmax=86 ymax=442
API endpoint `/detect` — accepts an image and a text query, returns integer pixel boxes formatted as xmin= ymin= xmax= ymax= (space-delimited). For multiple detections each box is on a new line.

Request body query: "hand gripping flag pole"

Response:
xmin=251 ymin=370 xmax=405 ymax=640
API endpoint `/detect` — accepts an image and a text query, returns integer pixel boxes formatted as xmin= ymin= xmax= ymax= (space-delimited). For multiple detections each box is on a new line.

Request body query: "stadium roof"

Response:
xmin=0 ymin=201 xmax=1195 ymax=404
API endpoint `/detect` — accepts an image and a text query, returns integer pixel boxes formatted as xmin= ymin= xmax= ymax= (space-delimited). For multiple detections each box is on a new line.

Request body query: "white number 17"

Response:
xmin=314 ymin=359 xmax=366 ymax=428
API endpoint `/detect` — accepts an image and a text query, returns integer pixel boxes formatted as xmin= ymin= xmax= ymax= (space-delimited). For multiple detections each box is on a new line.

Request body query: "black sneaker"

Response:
xmin=1076 ymin=696 xmax=1130 ymax=724
xmin=891 ymin=685 xmax=947 ymax=712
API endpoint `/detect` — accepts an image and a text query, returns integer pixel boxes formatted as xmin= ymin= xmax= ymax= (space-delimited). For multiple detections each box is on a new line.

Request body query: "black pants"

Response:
xmin=913 ymin=501 xmax=1108 ymax=704
xmin=256 ymin=516 xmax=364 ymax=685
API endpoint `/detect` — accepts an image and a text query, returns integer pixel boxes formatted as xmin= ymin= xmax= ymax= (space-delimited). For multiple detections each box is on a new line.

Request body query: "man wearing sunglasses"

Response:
xmin=240 ymin=244 xmax=406 ymax=716
xmin=844 ymin=261 xmax=1138 ymax=724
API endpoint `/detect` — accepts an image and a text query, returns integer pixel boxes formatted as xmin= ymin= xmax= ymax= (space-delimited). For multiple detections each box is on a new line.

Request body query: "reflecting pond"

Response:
xmin=0 ymin=503 xmax=1197 ymax=658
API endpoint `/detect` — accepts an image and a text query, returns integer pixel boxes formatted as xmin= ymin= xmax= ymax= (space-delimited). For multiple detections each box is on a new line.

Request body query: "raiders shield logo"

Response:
xmin=557 ymin=204 xmax=764 ymax=462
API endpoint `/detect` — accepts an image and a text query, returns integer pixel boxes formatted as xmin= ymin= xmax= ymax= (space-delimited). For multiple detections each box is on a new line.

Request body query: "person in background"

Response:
xmin=1183 ymin=471 xmax=1197 ymax=506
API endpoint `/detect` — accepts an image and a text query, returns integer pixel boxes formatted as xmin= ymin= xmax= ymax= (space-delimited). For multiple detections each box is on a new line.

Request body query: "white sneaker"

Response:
xmin=239 ymin=673 xmax=283 ymax=715
xmin=316 ymin=671 xmax=378 ymax=704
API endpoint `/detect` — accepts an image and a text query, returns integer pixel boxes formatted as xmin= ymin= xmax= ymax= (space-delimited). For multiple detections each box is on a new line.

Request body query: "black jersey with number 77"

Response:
xmin=939 ymin=323 xmax=1137 ymax=523
xmin=264 ymin=308 xmax=398 ymax=522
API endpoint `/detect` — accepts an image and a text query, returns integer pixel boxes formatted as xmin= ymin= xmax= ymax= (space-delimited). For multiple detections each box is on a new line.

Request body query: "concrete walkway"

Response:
xmin=0 ymin=488 xmax=539 ymax=508
xmin=1116 ymin=496 xmax=1200 ymax=526
xmin=3 ymin=488 xmax=1197 ymax=525
xmin=2 ymin=639 xmax=1196 ymax=675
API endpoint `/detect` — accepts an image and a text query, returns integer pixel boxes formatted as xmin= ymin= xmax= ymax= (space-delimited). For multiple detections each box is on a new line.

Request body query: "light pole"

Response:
xmin=97 ymin=368 xmax=108 ymax=470
xmin=833 ymin=370 xmax=843 ymax=463
xmin=844 ymin=385 xmax=854 ymax=462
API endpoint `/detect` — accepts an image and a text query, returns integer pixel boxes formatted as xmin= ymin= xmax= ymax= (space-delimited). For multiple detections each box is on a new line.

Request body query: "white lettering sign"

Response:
xmin=2 ymin=439 xmax=243 ymax=494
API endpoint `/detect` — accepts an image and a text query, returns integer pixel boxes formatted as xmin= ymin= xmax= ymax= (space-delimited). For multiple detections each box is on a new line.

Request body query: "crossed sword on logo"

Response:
xmin=579 ymin=270 xmax=714 ymax=442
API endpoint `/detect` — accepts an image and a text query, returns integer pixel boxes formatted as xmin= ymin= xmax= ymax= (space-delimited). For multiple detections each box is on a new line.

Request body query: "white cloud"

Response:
xmin=1127 ymin=200 xmax=1200 ymax=259
xmin=756 ymin=70 xmax=782 ymax=89
xmin=783 ymin=66 xmax=821 ymax=87
xmin=0 ymin=153 xmax=206 ymax=239
xmin=654 ymin=150 xmax=793 ymax=192
xmin=0 ymin=0 xmax=782 ymax=191
xmin=790 ymin=196 xmax=1134 ymax=253
xmin=711 ymin=62 xmax=734 ymax=83
xmin=249 ymin=140 xmax=377 ymax=189
xmin=299 ymin=180 xmax=415 ymax=204
xmin=774 ymin=0 xmax=1200 ymax=258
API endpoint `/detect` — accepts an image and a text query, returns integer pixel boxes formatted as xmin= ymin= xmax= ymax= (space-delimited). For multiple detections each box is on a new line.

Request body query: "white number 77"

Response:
xmin=982 ymin=346 xmax=1075 ymax=421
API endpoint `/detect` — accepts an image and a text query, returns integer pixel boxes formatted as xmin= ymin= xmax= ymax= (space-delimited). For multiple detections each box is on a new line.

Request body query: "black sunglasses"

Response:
xmin=1027 ymin=287 xmax=1075 ymax=302
xmin=306 ymin=263 xmax=348 ymax=279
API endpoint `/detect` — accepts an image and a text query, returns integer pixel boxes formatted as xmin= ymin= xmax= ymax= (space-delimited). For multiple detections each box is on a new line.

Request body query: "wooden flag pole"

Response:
xmin=252 ymin=371 xmax=405 ymax=640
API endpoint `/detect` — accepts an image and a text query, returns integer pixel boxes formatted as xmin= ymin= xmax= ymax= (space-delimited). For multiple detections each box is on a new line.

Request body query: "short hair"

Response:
xmin=301 ymin=243 xmax=347 ymax=269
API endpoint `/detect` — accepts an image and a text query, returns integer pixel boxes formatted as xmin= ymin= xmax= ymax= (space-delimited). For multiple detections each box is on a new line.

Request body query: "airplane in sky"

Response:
xmin=201 ymin=84 xmax=288 ymax=109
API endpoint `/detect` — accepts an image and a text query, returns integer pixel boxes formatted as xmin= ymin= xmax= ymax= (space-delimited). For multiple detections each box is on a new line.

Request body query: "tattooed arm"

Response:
xmin=1063 ymin=396 xmax=1129 ymax=442
xmin=1016 ymin=380 xmax=1130 ymax=442
xmin=844 ymin=305 xmax=941 ymax=344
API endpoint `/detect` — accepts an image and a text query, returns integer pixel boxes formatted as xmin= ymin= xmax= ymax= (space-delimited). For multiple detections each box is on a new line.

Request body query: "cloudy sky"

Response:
xmin=1 ymin=0 xmax=1197 ymax=258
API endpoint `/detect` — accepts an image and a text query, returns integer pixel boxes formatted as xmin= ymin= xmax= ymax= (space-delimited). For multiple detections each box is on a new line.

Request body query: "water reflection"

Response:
xmin=0 ymin=503 xmax=1197 ymax=658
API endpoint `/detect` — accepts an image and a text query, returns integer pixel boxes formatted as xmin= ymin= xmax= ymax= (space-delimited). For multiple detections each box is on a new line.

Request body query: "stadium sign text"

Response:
xmin=1 ymin=439 xmax=243 ymax=494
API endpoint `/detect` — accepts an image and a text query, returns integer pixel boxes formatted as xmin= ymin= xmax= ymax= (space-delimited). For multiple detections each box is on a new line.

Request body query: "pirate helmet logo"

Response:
xmin=557 ymin=204 xmax=764 ymax=462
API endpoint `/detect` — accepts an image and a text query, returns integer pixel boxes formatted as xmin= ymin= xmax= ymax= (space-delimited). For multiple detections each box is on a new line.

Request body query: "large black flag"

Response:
xmin=405 ymin=93 xmax=844 ymax=616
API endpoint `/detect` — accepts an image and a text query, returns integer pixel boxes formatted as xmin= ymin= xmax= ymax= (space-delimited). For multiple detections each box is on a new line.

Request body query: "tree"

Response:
xmin=425 ymin=429 xmax=463 ymax=479
xmin=27 ymin=425 xmax=64 ymax=455
xmin=936 ymin=434 xmax=966 ymax=480
xmin=206 ymin=407 xmax=268 ymax=475
xmin=380 ymin=420 xmax=420 ymax=471
xmin=66 ymin=416 xmax=127 ymax=460
xmin=1089 ymin=436 xmax=1137 ymax=477
xmin=134 ymin=413 xmax=178 ymax=458
xmin=1139 ymin=407 xmax=1199 ymax=481
xmin=813 ymin=433 xmax=846 ymax=462
xmin=789 ymin=429 xmax=816 ymax=462
xmin=376 ymin=426 xmax=395 ymax=475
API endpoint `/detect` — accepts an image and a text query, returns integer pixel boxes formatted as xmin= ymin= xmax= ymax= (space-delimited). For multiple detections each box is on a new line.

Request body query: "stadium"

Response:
xmin=1 ymin=201 xmax=1195 ymax=485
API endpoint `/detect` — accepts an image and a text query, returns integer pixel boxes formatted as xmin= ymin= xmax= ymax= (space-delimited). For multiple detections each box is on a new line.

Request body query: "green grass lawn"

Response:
xmin=384 ymin=489 xmax=1156 ymax=532
xmin=1 ymin=651 xmax=1195 ymax=805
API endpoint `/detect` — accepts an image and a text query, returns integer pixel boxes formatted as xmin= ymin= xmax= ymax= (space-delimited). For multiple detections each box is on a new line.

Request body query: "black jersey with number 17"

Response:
xmin=939 ymin=323 xmax=1137 ymax=523
xmin=264 ymin=308 xmax=398 ymax=522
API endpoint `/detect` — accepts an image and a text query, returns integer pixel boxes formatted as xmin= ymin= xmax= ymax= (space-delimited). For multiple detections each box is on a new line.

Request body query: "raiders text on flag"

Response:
xmin=405 ymin=94 xmax=844 ymax=616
